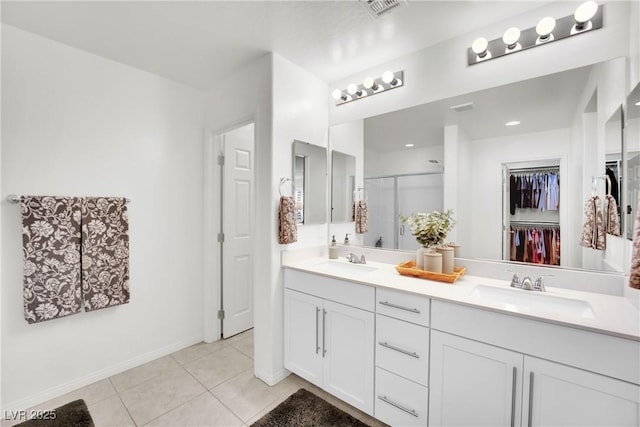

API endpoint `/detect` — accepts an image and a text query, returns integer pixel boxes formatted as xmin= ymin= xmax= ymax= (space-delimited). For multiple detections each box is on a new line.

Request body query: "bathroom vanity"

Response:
xmin=282 ymin=256 xmax=640 ymax=427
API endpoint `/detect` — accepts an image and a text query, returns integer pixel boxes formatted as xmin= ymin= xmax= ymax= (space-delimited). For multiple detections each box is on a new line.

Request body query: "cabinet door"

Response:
xmin=284 ymin=289 xmax=323 ymax=387
xmin=523 ymin=356 xmax=640 ymax=427
xmin=323 ymin=299 xmax=375 ymax=415
xmin=430 ymin=331 xmax=523 ymax=427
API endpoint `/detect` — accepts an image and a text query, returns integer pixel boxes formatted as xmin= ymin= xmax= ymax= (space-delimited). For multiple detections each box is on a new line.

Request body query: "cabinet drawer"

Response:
xmin=376 ymin=314 xmax=429 ymax=386
xmin=376 ymin=288 xmax=430 ymax=326
xmin=285 ymin=268 xmax=375 ymax=312
xmin=375 ymin=367 xmax=428 ymax=426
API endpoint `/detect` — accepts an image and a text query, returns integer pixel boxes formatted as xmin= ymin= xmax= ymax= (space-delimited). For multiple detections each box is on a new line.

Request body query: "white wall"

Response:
xmin=364 ymin=146 xmax=444 ymax=178
xmin=271 ymin=54 xmax=329 ymax=381
xmin=329 ymin=1 xmax=630 ymax=126
xmin=463 ymin=128 xmax=571 ymax=264
xmin=203 ymin=54 xmax=273 ymax=380
xmin=443 ymin=125 xmax=471 ymax=251
xmin=1 ymin=25 xmax=206 ymax=408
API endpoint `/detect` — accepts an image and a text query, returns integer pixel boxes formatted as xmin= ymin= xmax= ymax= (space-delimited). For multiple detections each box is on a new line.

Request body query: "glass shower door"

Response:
xmin=397 ymin=174 xmax=444 ymax=250
xmin=363 ymin=177 xmax=395 ymax=248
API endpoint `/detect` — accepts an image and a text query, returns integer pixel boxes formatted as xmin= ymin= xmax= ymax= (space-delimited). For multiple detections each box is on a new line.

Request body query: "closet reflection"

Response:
xmin=625 ymin=83 xmax=640 ymax=240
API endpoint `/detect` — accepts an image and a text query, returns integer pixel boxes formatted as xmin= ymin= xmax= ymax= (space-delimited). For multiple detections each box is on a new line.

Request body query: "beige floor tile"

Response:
xmin=144 ymin=392 xmax=243 ymax=427
xmin=184 ymin=347 xmax=253 ymax=389
xmin=231 ymin=334 xmax=253 ymax=359
xmin=210 ymin=370 xmax=301 ymax=422
xmin=110 ymin=356 xmax=180 ymax=393
xmin=118 ymin=367 xmax=206 ymax=426
xmin=87 ymin=395 xmax=135 ymax=427
xmin=171 ymin=342 xmax=213 ymax=366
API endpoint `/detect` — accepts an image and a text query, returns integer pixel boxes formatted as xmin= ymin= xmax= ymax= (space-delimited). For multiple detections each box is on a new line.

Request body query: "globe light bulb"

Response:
xmin=536 ymin=17 xmax=556 ymax=38
xmin=382 ymin=71 xmax=395 ymax=85
xmin=574 ymin=1 xmax=598 ymax=27
xmin=472 ymin=37 xmax=489 ymax=56
xmin=332 ymin=89 xmax=343 ymax=100
xmin=363 ymin=77 xmax=374 ymax=89
xmin=502 ymin=27 xmax=521 ymax=49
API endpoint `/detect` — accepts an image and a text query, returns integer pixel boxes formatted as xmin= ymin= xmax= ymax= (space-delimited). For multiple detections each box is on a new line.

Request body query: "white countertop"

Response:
xmin=283 ymin=256 xmax=640 ymax=341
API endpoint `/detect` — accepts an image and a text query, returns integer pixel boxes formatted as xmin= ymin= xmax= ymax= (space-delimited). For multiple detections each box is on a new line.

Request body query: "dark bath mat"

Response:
xmin=12 ymin=399 xmax=94 ymax=427
xmin=251 ymin=388 xmax=371 ymax=427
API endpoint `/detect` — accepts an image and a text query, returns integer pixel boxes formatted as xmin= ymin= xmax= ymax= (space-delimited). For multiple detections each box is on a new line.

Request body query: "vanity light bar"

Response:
xmin=467 ymin=2 xmax=603 ymax=66
xmin=332 ymin=71 xmax=404 ymax=106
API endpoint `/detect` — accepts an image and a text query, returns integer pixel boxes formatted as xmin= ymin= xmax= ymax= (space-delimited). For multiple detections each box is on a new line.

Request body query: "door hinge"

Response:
xmin=217 ymin=154 xmax=225 ymax=166
xmin=217 ymin=232 xmax=225 ymax=243
xmin=218 ymin=310 xmax=225 ymax=320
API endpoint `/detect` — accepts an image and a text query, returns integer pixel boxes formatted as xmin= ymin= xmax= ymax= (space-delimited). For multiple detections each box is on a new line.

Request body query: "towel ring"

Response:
xmin=591 ymin=175 xmax=612 ymax=197
xmin=353 ymin=187 xmax=368 ymax=202
xmin=279 ymin=178 xmax=294 ymax=197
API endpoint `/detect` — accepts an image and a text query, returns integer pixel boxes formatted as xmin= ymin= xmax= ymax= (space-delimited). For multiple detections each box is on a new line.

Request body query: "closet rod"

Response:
xmin=510 ymin=220 xmax=560 ymax=227
xmin=509 ymin=166 xmax=559 ymax=174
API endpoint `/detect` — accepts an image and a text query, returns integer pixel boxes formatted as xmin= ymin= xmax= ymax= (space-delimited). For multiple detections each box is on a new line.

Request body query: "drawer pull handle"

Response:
xmin=378 ymin=395 xmax=419 ymax=418
xmin=379 ymin=301 xmax=420 ymax=314
xmin=378 ymin=341 xmax=419 ymax=359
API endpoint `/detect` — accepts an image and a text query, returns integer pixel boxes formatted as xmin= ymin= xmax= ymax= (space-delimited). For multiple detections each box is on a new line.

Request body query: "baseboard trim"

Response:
xmin=256 ymin=367 xmax=290 ymax=386
xmin=2 ymin=335 xmax=202 ymax=412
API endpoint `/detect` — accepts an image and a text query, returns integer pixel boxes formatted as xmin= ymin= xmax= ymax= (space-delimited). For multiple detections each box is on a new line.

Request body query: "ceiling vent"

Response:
xmin=450 ymin=102 xmax=475 ymax=113
xmin=359 ymin=0 xmax=407 ymax=19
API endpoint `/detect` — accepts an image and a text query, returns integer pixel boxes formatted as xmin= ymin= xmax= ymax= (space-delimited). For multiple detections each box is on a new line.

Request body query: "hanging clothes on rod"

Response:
xmin=508 ymin=168 xmax=560 ymax=214
xmin=509 ymin=223 xmax=560 ymax=266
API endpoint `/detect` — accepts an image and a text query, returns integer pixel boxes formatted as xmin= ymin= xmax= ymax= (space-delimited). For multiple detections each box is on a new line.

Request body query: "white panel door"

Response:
xmin=429 ymin=330 xmax=524 ymax=427
xmin=323 ymin=299 xmax=375 ymax=415
xmin=523 ymin=356 xmax=640 ymax=427
xmin=222 ymin=124 xmax=254 ymax=338
xmin=283 ymin=289 xmax=323 ymax=387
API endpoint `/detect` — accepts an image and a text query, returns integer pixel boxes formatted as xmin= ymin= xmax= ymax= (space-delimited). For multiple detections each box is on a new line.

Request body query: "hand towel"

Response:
xmin=81 ymin=197 xmax=129 ymax=311
xmin=604 ymin=194 xmax=621 ymax=236
xmin=279 ymin=195 xmax=298 ymax=244
xmin=355 ymin=200 xmax=368 ymax=234
xmin=579 ymin=195 xmax=605 ymax=250
xmin=21 ymin=196 xmax=82 ymax=324
xmin=628 ymin=196 xmax=640 ymax=289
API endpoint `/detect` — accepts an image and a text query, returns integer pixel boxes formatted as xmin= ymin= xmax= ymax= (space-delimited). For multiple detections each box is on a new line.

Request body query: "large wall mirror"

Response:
xmin=625 ymin=82 xmax=640 ymax=240
xmin=329 ymin=57 xmax=629 ymax=274
xmin=293 ymin=139 xmax=327 ymax=225
xmin=331 ymin=150 xmax=356 ymax=223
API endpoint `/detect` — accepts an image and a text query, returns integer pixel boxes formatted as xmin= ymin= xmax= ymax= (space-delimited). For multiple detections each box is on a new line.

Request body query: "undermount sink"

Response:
xmin=313 ymin=260 xmax=378 ymax=277
xmin=470 ymin=284 xmax=596 ymax=319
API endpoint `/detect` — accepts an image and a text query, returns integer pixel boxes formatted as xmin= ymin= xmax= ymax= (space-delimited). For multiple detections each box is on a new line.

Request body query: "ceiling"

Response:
xmin=364 ymin=64 xmax=592 ymax=153
xmin=1 ymin=0 xmax=550 ymax=90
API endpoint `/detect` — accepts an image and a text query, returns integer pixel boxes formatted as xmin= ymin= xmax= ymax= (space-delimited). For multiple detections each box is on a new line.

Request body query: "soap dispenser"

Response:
xmin=329 ymin=235 xmax=339 ymax=259
xmin=344 ymin=233 xmax=350 ymax=245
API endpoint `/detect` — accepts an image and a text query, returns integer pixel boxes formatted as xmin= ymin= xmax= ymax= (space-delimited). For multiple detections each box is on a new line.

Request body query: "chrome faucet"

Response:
xmin=507 ymin=270 xmax=550 ymax=292
xmin=347 ymin=253 xmax=367 ymax=264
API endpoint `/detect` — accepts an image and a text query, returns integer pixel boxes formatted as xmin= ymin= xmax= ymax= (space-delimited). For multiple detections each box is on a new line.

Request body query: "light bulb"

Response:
xmin=382 ymin=71 xmax=396 ymax=85
xmin=635 ymin=101 xmax=640 ymax=107
xmin=536 ymin=17 xmax=556 ymax=39
xmin=347 ymin=84 xmax=358 ymax=95
xmin=505 ymin=120 xmax=521 ymax=127
xmin=471 ymin=37 xmax=489 ymax=56
xmin=574 ymin=1 xmax=598 ymax=28
xmin=502 ymin=27 xmax=521 ymax=49
xmin=331 ymin=89 xmax=343 ymax=100
xmin=363 ymin=77 xmax=374 ymax=89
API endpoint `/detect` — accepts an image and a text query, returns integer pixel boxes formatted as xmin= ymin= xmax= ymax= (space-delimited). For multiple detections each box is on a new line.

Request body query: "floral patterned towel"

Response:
xmin=629 ymin=195 xmax=640 ymax=289
xmin=355 ymin=200 xmax=368 ymax=234
xmin=278 ymin=196 xmax=297 ymax=244
xmin=579 ymin=195 xmax=605 ymax=251
xmin=21 ymin=196 xmax=82 ymax=324
xmin=81 ymin=197 xmax=130 ymax=311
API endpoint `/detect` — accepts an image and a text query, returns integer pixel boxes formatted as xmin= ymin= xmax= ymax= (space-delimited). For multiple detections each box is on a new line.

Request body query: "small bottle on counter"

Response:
xmin=329 ymin=235 xmax=339 ymax=259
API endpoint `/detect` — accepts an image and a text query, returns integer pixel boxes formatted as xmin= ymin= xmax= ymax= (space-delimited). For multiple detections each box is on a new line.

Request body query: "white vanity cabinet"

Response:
xmin=429 ymin=300 xmax=640 ymax=427
xmin=284 ymin=269 xmax=375 ymax=415
xmin=429 ymin=330 xmax=523 ymax=427
xmin=374 ymin=288 xmax=430 ymax=426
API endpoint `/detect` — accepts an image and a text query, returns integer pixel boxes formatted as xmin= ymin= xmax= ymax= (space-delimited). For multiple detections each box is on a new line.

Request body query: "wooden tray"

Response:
xmin=395 ymin=260 xmax=466 ymax=283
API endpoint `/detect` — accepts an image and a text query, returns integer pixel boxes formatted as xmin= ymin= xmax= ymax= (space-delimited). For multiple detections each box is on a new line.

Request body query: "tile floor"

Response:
xmin=3 ymin=330 xmax=387 ymax=427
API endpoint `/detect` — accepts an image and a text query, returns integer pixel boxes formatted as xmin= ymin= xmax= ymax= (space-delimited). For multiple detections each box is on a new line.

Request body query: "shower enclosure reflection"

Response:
xmin=364 ymin=173 xmax=443 ymax=250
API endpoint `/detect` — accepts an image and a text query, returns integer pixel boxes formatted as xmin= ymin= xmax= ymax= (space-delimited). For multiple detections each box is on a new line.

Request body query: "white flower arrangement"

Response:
xmin=399 ymin=209 xmax=456 ymax=248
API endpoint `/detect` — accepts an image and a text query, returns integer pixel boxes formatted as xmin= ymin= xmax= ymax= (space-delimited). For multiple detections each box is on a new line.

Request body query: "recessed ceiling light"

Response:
xmin=405 ymin=143 xmax=415 ymax=148
xmin=505 ymin=120 xmax=521 ymax=126
xmin=635 ymin=101 xmax=640 ymax=107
